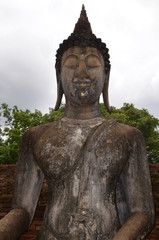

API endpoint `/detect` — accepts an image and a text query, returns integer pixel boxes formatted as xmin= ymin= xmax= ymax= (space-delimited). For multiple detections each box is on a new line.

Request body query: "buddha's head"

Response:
xmin=55 ymin=5 xmax=111 ymax=112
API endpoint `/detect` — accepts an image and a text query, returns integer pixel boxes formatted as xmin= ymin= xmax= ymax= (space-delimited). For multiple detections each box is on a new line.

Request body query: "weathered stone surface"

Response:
xmin=0 ymin=165 xmax=157 ymax=239
xmin=10 ymin=117 xmax=154 ymax=239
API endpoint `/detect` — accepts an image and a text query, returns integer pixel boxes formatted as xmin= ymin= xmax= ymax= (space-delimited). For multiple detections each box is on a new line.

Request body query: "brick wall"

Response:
xmin=146 ymin=165 xmax=159 ymax=240
xmin=0 ymin=164 xmax=159 ymax=240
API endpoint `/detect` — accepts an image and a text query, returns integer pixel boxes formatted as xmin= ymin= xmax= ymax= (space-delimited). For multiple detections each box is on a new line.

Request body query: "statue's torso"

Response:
xmin=31 ymin=118 xmax=131 ymax=240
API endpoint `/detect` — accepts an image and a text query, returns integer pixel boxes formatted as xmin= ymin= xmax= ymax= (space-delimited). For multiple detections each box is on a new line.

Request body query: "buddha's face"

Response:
xmin=61 ymin=47 xmax=106 ymax=106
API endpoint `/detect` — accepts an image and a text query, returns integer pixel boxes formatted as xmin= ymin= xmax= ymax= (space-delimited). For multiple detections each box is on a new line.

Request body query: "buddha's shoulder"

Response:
xmin=21 ymin=120 xmax=63 ymax=141
xmin=101 ymin=119 xmax=143 ymax=140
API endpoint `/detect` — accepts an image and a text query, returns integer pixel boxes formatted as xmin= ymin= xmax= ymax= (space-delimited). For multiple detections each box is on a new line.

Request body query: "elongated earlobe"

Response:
xmin=54 ymin=74 xmax=63 ymax=111
xmin=102 ymin=70 xmax=110 ymax=113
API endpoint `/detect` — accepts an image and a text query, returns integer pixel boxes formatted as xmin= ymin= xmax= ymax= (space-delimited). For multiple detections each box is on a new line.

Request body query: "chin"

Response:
xmin=75 ymin=91 xmax=99 ymax=105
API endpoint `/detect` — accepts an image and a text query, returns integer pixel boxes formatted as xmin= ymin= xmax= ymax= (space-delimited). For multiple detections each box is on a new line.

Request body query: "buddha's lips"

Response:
xmin=70 ymin=79 xmax=93 ymax=97
xmin=72 ymin=78 xmax=92 ymax=86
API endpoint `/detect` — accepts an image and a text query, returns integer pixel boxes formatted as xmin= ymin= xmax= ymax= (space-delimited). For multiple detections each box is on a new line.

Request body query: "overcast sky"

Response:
xmin=0 ymin=0 xmax=159 ymax=118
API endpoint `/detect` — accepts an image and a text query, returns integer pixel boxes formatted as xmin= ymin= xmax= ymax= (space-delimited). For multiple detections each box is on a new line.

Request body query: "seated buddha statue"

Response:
xmin=0 ymin=5 xmax=154 ymax=240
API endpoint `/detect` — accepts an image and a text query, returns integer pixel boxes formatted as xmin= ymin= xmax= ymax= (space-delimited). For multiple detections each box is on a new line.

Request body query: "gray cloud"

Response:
xmin=0 ymin=0 xmax=159 ymax=118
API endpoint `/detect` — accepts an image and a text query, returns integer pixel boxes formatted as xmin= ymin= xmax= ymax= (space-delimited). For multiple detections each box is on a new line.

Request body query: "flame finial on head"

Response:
xmin=73 ymin=4 xmax=92 ymax=35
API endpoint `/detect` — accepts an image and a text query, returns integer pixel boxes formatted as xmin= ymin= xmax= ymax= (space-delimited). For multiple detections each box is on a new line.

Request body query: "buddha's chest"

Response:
xmin=33 ymin=121 xmax=127 ymax=183
xmin=33 ymin=123 xmax=93 ymax=180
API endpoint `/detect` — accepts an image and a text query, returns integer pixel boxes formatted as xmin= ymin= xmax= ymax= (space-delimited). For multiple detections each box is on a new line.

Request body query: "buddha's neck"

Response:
xmin=63 ymin=101 xmax=102 ymax=120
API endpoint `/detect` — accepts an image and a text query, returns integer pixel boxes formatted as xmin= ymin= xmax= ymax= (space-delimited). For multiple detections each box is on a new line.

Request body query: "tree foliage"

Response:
xmin=0 ymin=103 xmax=159 ymax=164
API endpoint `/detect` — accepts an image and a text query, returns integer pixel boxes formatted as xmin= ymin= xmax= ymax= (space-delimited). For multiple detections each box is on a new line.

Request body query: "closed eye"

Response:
xmin=85 ymin=55 xmax=101 ymax=69
xmin=63 ymin=55 xmax=78 ymax=69
xmin=65 ymin=65 xmax=77 ymax=69
xmin=86 ymin=65 xmax=100 ymax=69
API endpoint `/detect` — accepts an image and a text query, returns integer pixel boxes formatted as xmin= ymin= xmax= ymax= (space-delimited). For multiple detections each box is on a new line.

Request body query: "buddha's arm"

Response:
xmin=0 ymin=208 xmax=29 ymax=239
xmin=0 ymin=130 xmax=44 ymax=239
xmin=113 ymin=212 xmax=152 ymax=240
xmin=113 ymin=129 xmax=155 ymax=240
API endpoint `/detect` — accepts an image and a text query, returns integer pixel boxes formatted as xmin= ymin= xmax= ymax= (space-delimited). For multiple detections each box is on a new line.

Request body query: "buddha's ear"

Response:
xmin=54 ymin=73 xmax=64 ymax=111
xmin=102 ymin=68 xmax=110 ymax=113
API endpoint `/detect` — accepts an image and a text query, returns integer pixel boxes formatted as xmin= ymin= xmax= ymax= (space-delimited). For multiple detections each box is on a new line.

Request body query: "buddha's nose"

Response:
xmin=76 ymin=60 xmax=89 ymax=79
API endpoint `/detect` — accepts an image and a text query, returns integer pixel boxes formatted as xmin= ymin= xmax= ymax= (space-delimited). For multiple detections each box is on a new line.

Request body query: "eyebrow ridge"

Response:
xmin=63 ymin=53 xmax=101 ymax=66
